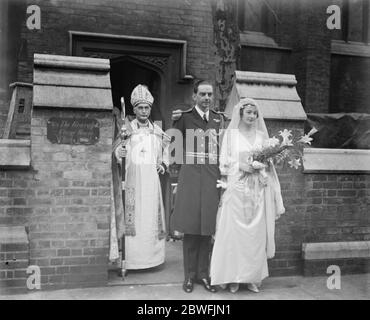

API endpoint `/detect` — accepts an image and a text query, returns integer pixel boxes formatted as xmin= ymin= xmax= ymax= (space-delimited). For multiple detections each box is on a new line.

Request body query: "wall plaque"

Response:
xmin=47 ymin=117 xmax=99 ymax=145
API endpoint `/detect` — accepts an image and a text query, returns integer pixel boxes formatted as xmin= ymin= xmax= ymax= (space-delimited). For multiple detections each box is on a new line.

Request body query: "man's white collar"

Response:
xmin=132 ymin=118 xmax=152 ymax=129
xmin=195 ymin=105 xmax=209 ymax=120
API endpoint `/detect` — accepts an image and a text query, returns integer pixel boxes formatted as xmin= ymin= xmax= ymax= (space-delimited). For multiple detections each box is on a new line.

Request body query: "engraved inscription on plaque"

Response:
xmin=47 ymin=118 xmax=99 ymax=145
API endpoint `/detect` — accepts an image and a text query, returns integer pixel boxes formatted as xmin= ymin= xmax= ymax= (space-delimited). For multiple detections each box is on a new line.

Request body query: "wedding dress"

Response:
xmin=210 ymin=98 xmax=285 ymax=286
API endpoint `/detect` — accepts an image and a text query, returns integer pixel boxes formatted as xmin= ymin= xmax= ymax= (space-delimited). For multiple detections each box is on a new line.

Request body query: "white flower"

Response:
xmin=298 ymin=134 xmax=313 ymax=145
xmin=267 ymin=136 xmax=280 ymax=147
xmin=288 ymin=158 xmax=301 ymax=169
xmin=307 ymin=127 xmax=318 ymax=137
xmin=279 ymin=129 xmax=293 ymax=146
xmin=252 ymin=146 xmax=263 ymax=154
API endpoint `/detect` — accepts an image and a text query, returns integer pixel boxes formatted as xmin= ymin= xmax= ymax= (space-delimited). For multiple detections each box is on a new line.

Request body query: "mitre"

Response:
xmin=130 ymin=84 xmax=154 ymax=108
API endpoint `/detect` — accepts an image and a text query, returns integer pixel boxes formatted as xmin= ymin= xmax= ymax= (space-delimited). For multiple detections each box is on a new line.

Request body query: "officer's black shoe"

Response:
xmin=183 ymin=278 xmax=194 ymax=293
xmin=200 ymin=278 xmax=217 ymax=293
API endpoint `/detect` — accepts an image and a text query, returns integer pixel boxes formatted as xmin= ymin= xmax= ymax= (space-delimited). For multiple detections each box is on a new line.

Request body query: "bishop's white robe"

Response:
xmin=121 ymin=119 xmax=168 ymax=269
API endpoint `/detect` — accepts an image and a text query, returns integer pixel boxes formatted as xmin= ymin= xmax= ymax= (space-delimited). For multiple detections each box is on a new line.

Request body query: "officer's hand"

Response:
xmin=216 ymin=179 xmax=227 ymax=189
xmin=172 ymin=109 xmax=182 ymax=121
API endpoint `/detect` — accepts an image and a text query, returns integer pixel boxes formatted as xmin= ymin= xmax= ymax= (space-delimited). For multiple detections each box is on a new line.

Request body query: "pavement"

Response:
xmin=1 ymin=273 xmax=369 ymax=300
xmin=1 ymin=242 xmax=369 ymax=300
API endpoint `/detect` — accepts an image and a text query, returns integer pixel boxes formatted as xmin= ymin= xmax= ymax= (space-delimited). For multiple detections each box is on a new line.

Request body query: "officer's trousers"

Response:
xmin=182 ymin=234 xmax=212 ymax=280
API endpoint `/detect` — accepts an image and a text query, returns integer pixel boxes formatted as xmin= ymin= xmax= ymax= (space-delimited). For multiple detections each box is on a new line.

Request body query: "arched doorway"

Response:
xmin=110 ymin=57 xmax=163 ymax=123
xmin=109 ymin=56 xmax=182 ymax=285
xmin=70 ymin=32 xmax=195 ymax=286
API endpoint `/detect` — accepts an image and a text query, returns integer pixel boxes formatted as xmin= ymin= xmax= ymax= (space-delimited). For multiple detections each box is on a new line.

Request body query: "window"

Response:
xmin=237 ymin=0 xmax=291 ymax=74
xmin=237 ymin=0 xmax=278 ymax=37
xmin=332 ymin=0 xmax=370 ymax=43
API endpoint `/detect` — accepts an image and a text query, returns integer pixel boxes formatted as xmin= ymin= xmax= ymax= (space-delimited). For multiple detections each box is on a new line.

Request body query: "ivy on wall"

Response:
xmin=212 ymin=0 xmax=240 ymax=111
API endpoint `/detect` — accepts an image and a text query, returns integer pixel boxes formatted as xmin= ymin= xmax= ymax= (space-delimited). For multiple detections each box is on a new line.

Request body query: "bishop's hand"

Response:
xmin=156 ymin=164 xmax=165 ymax=175
xmin=115 ymin=145 xmax=127 ymax=159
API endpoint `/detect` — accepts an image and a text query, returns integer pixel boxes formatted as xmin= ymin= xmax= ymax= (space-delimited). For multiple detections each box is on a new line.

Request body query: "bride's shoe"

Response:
xmin=229 ymin=283 xmax=239 ymax=293
xmin=219 ymin=284 xmax=227 ymax=290
xmin=247 ymin=283 xmax=259 ymax=293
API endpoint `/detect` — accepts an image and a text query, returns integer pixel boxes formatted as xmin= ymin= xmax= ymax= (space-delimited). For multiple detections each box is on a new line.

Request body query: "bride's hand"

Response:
xmin=239 ymin=162 xmax=254 ymax=173
xmin=252 ymin=161 xmax=266 ymax=170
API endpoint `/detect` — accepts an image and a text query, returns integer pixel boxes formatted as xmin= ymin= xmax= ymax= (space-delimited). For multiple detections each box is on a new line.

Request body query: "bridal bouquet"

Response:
xmin=251 ymin=127 xmax=317 ymax=170
xmin=238 ymin=127 xmax=317 ymax=183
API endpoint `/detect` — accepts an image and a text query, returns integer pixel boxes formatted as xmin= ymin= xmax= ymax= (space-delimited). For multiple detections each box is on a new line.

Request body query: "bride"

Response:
xmin=210 ymin=98 xmax=285 ymax=293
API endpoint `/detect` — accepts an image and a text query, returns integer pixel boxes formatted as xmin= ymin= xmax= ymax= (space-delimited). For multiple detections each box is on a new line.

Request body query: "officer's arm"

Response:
xmin=172 ymin=111 xmax=185 ymax=134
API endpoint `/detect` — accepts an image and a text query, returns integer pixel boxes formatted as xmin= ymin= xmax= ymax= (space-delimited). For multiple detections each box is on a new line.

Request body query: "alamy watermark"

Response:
xmin=26 ymin=5 xmax=41 ymax=30
xmin=326 ymin=265 xmax=341 ymax=290
xmin=26 ymin=4 xmax=342 ymax=33
xmin=26 ymin=265 xmax=41 ymax=290
xmin=327 ymin=5 xmax=341 ymax=30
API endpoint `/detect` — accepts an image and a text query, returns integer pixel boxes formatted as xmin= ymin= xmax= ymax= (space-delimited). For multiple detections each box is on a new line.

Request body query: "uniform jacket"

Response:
xmin=172 ymin=107 xmax=226 ymax=235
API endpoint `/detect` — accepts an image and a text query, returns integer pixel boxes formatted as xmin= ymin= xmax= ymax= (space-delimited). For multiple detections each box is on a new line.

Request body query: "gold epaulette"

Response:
xmin=211 ymin=109 xmax=229 ymax=121
xmin=181 ymin=107 xmax=193 ymax=113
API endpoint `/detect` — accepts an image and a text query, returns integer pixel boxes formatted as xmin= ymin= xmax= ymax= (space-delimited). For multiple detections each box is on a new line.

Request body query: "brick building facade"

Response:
xmin=0 ymin=0 xmax=369 ymax=291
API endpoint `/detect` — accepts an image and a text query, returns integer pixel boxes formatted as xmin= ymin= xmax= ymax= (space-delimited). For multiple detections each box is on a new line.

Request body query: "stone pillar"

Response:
xmin=3 ymin=82 xmax=33 ymax=139
xmin=291 ymin=0 xmax=332 ymax=113
xmin=212 ymin=0 xmax=240 ymax=111
xmin=30 ymin=54 xmax=113 ymax=289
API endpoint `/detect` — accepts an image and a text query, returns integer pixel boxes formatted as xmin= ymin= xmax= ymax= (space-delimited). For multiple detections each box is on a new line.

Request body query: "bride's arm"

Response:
xmin=219 ymin=131 xmax=240 ymax=176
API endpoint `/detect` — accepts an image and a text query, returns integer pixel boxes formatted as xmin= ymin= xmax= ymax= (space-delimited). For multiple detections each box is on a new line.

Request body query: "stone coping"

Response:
xmin=240 ymin=31 xmax=292 ymax=51
xmin=34 ymin=53 xmax=110 ymax=71
xmin=302 ymin=241 xmax=370 ymax=260
xmin=0 ymin=139 xmax=30 ymax=147
xmin=33 ymin=54 xmax=113 ymax=110
xmin=0 ymin=226 xmax=28 ymax=244
xmin=331 ymin=40 xmax=370 ymax=58
xmin=303 ymin=148 xmax=370 ymax=173
xmin=235 ymin=70 xmax=297 ymax=86
xmin=0 ymin=139 xmax=31 ymax=168
xmin=226 ymin=70 xmax=306 ymax=121
xmin=9 ymin=82 xmax=33 ymax=89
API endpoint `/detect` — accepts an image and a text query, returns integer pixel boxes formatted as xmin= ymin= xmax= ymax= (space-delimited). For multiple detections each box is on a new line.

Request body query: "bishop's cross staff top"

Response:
xmin=120 ymin=97 xmax=129 ymax=142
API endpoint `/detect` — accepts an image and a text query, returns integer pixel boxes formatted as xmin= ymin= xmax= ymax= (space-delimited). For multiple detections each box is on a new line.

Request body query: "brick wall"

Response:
xmin=1 ymin=107 xmax=113 ymax=290
xmin=29 ymin=108 xmax=112 ymax=289
xmin=266 ymin=120 xmax=370 ymax=276
xmin=270 ymin=171 xmax=370 ymax=276
xmin=0 ymin=170 xmax=35 ymax=226
xmin=17 ymin=0 xmax=216 ymax=84
xmin=7 ymin=0 xmax=370 ymax=118
xmin=0 ymin=241 xmax=29 ymax=294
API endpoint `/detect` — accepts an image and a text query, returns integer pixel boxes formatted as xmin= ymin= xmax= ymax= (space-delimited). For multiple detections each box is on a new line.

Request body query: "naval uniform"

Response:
xmin=172 ymin=106 xmax=225 ymax=280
